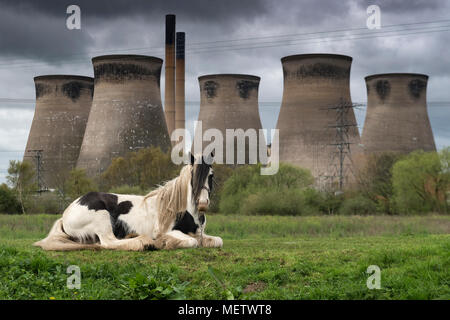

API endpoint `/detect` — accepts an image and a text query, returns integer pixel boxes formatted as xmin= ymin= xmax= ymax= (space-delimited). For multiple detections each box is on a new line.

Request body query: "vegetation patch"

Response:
xmin=0 ymin=214 xmax=448 ymax=300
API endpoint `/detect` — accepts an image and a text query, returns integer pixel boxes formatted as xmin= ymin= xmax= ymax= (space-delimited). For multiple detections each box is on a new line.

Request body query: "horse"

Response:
xmin=33 ymin=152 xmax=223 ymax=251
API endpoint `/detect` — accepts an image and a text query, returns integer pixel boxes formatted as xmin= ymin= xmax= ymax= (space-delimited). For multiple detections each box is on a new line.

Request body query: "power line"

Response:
xmin=18 ymin=27 xmax=450 ymax=65
xmin=1 ymin=17 xmax=449 ymax=66
xmin=321 ymin=100 xmax=360 ymax=191
xmin=0 ymin=98 xmax=35 ymax=103
xmin=188 ymin=18 xmax=450 ymax=45
xmin=187 ymin=27 xmax=450 ymax=55
xmin=24 ymin=149 xmax=48 ymax=193
xmin=1 ymin=98 xmax=450 ymax=105
xmin=0 ymin=21 xmax=449 ymax=70
xmin=187 ymin=24 xmax=450 ymax=53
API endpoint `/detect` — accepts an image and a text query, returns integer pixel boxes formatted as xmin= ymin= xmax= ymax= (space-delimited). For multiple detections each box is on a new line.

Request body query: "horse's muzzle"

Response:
xmin=197 ymin=201 xmax=209 ymax=212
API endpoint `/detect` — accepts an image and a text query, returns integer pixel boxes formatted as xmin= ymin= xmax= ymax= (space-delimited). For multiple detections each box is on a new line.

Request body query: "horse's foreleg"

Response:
xmin=155 ymin=230 xmax=198 ymax=250
xmin=193 ymin=233 xmax=223 ymax=248
xmin=97 ymin=233 xmax=157 ymax=251
xmin=202 ymin=235 xmax=223 ymax=248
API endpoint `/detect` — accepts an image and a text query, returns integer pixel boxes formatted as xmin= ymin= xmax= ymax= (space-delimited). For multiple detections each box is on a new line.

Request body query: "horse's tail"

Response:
xmin=33 ymin=218 xmax=100 ymax=251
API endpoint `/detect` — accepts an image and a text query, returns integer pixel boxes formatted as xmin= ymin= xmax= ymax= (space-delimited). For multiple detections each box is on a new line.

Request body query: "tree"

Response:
xmin=0 ymin=183 xmax=21 ymax=214
xmin=101 ymin=147 xmax=179 ymax=191
xmin=6 ymin=160 xmax=37 ymax=214
xmin=209 ymin=164 xmax=234 ymax=212
xmin=63 ymin=168 xmax=98 ymax=201
xmin=356 ymin=152 xmax=404 ymax=214
xmin=219 ymin=163 xmax=315 ymax=215
xmin=392 ymin=148 xmax=449 ymax=214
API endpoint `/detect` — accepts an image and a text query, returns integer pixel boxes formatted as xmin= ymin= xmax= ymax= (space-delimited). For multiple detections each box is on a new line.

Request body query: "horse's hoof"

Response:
xmin=143 ymin=243 xmax=157 ymax=251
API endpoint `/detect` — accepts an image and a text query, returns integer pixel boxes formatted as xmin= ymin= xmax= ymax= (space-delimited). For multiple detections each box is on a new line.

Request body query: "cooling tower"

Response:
xmin=361 ymin=73 xmax=435 ymax=154
xmin=175 ymin=32 xmax=185 ymax=132
xmin=76 ymin=55 xmax=171 ymax=176
xmin=23 ymin=75 xmax=94 ymax=188
xmin=164 ymin=14 xmax=176 ymax=139
xmin=276 ymin=54 xmax=361 ymax=182
xmin=193 ymin=74 xmax=263 ymax=164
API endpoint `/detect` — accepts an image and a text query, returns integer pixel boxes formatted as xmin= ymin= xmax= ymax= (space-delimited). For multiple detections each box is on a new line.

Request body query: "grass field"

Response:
xmin=0 ymin=214 xmax=449 ymax=300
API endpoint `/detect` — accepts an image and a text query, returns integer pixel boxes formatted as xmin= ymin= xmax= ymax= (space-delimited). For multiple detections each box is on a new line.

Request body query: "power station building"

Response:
xmin=275 ymin=54 xmax=361 ymax=184
xmin=361 ymin=73 xmax=436 ymax=154
xmin=21 ymin=15 xmax=437 ymax=193
xmin=76 ymin=54 xmax=171 ymax=176
xmin=24 ymin=75 xmax=94 ymax=188
xmin=193 ymin=74 xmax=264 ymax=164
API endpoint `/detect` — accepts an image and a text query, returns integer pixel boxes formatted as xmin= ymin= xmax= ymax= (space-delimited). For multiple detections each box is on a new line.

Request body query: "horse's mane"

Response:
xmin=143 ymin=164 xmax=192 ymax=233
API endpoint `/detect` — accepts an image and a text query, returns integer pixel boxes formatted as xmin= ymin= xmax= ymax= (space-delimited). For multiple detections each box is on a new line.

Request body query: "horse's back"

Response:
xmin=62 ymin=191 xmax=149 ymax=240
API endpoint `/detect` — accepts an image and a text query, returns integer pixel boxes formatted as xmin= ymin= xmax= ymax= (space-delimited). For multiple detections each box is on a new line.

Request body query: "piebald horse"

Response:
xmin=33 ymin=153 xmax=222 ymax=251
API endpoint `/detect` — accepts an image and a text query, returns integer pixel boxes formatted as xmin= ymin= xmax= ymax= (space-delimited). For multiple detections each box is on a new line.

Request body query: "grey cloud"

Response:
xmin=0 ymin=5 xmax=94 ymax=61
xmin=2 ymin=0 xmax=270 ymax=22
xmin=0 ymin=0 xmax=272 ymax=63
xmin=356 ymin=0 xmax=447 ymax=12
xmin=266 ymin=0 xmax=353 ymax=25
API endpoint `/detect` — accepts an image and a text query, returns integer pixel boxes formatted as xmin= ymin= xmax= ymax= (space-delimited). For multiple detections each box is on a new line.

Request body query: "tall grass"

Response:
xmin=1 ymin=214 xmax=448 ymax=240
xmin=0 ymin=214 xmax=448 ymax=300
xmin=206 ymin=215 xmax=450 ymax=239
xmin=0 ymin=214 xmax=58 ymax=239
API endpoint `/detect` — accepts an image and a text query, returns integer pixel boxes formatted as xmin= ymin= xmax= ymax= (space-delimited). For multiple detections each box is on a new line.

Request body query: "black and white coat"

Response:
xmin=34 ymin=154 xmax=222 ymax=251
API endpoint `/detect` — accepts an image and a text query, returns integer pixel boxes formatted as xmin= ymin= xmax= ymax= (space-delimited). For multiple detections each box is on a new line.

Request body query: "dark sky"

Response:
xmin=0 ymin=0 xmax=449 ymax=181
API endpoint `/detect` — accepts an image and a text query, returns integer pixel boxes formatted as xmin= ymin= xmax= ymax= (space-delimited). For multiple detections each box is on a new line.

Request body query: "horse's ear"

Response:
xmin=189 ymin=152 xmax=195 ymax=165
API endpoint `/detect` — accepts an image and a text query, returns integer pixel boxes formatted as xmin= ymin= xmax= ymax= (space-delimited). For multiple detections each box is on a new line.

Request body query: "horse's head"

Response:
xmin=188 ymin=151 xmax=214 ymax=214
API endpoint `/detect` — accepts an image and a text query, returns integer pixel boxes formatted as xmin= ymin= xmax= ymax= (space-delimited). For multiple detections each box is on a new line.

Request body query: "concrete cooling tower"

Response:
xmin=23 ymin=75 xmax=94 ymax=188
xmin=361 ymin=73 xmax=436 ymax=154
xmin=275 ymin=54 xmax=361 ymax=183
xmin=193 ymin=74 xmax=263 ymax=164
xmin=76 ymin=55 xmax=171 ymax=176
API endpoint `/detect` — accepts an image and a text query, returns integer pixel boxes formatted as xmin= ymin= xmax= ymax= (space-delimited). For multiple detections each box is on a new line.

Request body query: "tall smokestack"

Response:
xmin=175 ymin=32 xmax=185 ymax=134
xmin=164 ymin=14 xmax=176 ymax=140
xmin=361 ymin=73 xmax=435 ymax=154
xmin=24 ymin=75 xmax=94 ymax=188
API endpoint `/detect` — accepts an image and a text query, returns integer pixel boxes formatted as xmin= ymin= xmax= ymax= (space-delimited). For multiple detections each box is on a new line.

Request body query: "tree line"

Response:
xmin=1 ymin=147 xmax=448 ymax=215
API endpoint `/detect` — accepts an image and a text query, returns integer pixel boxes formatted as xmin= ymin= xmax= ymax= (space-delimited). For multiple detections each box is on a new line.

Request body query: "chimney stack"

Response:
xmin=175 ymin=32 xmax=185 ymax=133
xmin=164 ymin=14 xmax=176 ymax=140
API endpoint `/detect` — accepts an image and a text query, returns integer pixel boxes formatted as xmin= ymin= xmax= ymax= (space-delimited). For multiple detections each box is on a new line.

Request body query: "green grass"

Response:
xmin=0 ymin=214 xmax=449 ymax=300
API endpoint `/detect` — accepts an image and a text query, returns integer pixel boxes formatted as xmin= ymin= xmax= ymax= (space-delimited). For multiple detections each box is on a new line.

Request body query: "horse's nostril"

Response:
xmin=198 ymin=200 xmax=209 ymax=212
